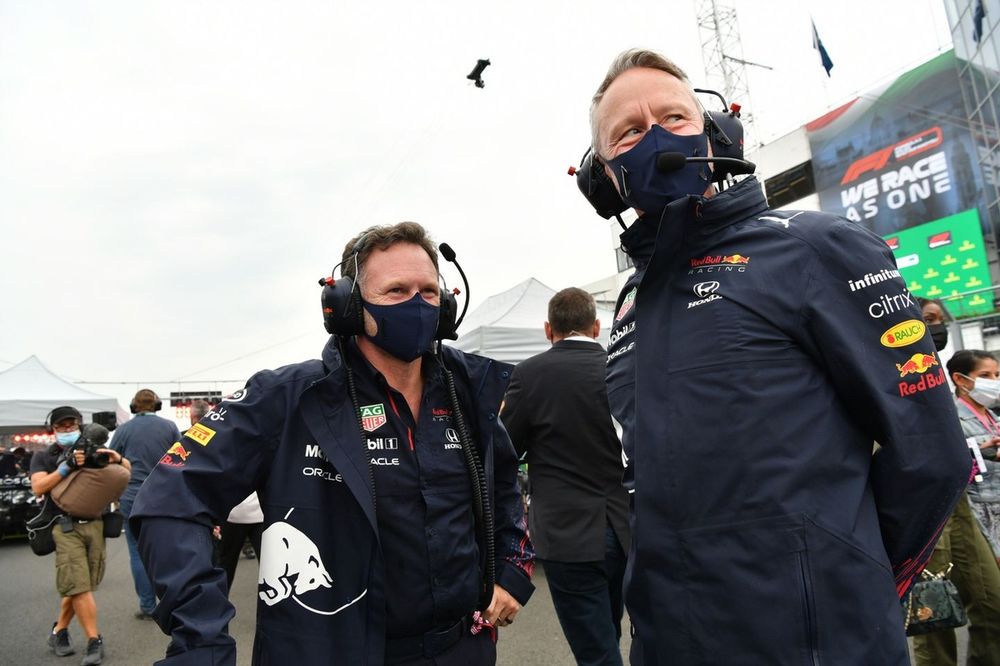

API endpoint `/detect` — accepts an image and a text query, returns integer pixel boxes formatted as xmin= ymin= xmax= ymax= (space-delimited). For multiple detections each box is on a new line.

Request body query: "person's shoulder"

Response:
xmin=247 ymin=358 xmax=327 ymax=391
xmin=744 ymin=208 xmax=886 ymax=257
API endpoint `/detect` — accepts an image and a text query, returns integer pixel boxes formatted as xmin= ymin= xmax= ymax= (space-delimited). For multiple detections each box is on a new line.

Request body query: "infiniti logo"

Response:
xmin=693 ymin=281 xmax=720 ymax=298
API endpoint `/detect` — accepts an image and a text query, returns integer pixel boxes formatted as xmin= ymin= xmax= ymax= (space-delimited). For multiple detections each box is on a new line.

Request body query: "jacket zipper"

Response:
xmin=797 ymin=551 xmax=821 ymax=666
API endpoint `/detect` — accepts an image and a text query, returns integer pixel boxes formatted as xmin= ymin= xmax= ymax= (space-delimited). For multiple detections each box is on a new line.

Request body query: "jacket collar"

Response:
xmin=619 ymin=176 xmax=767 ymax=264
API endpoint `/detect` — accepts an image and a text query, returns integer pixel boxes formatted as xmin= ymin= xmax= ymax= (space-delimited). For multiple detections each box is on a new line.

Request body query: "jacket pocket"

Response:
xmin=677 ymin=513 xmax=819 ymax=665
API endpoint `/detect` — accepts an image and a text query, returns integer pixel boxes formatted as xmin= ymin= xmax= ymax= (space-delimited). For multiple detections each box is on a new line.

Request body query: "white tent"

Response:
xmin=450 ymin=278 xmax=613 ymax=364
xmin=0 ymin=356 xmax=127 ymax=428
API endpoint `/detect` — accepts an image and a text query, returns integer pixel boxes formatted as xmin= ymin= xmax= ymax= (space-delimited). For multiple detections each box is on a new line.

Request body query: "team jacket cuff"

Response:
xmin=496 ymin=560 xmax=535 ymax=606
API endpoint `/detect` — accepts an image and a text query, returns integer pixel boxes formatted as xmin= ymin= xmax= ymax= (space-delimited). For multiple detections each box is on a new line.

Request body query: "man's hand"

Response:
xmin=96 ymin=448 xmax=123 ymax=465
xmin=58 ymin=448 xmax=85 ymax=470
xmin=485 ymin=584 xmax=521 ymax=627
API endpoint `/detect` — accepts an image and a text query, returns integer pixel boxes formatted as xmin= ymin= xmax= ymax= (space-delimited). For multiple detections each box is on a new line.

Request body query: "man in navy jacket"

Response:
xmin=589 ymin=49 xmax=970 ymax=664
xmin=132 ymin=222 xmax=534 ymax=665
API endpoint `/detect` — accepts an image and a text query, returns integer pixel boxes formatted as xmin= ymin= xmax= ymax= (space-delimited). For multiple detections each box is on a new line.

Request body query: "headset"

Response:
xmin=318 ymin=236 xmax=464 ymax=341
xmin=130 ymin=389 xmax=162 ymax=414
xmin=44 ymin=406 xmax=83 ymax=433
xmin=570 ymin=88 xmax=756 ymax=227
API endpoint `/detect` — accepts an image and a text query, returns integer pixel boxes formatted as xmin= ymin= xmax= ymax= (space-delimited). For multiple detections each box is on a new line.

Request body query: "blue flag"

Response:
xmin=973 ymin=0 xmax=986 ymax=43
xmin=812 ymin=20 xmax=833 ymax=76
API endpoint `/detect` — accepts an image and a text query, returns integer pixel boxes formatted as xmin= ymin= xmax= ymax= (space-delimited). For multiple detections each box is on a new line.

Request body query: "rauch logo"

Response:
xmin=881 ymin=320 xmax=926 ymax=349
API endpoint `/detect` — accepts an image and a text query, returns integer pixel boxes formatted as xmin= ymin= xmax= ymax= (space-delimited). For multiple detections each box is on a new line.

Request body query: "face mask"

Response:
xmin=605 ymin=124 xmax=713 ymax=213
xmin=363 ymin=293 xmax=440 ymax=362
xmin=55 ymin=431 xmax=80 ymax=446
xmin=929 ymin=323 xmax=949 ymax=351
xmin=962 ymin=374 xmax=1000 ymax=408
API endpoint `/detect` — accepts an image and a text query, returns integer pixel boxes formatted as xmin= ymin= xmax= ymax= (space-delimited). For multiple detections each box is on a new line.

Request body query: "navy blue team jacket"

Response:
xmin=131 ymin=339 xmax=534 ymax=665
xmin=606 ymin=176 xmax=970 ymax=665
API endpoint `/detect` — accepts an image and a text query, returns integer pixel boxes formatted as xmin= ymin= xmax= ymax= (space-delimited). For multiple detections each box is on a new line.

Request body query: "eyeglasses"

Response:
xmin=52 ymin=422 xmax=80 ymax=433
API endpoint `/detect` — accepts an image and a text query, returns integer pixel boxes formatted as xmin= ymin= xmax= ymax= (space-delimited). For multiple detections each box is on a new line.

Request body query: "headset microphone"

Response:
xmin=656 ymin=152 xmax=757 ymax=175
xmin=437 ymin=243 xmax=470 ymax=334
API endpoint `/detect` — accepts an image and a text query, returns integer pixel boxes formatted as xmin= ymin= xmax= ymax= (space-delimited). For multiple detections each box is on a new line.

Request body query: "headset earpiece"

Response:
xmin=436 ymin=289 xmax=459 ymax=341
xmin=321 ymin=275 xmax=366 ymax=337
xmin=44 ymin=408 xmax=54 ymax=434
xmin=572 ymin=148 xmax=629 ymax=220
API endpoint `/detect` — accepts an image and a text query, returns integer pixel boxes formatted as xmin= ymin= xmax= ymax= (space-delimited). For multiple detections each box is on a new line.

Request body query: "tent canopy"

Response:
xmin=0 ymin=356 xmax=126 ymax=428
xmin=450 ymin=278 xmax=613 ymax=364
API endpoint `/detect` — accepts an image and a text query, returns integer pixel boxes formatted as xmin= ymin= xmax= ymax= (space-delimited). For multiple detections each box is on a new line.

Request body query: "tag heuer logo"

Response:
xmin=360 ymin=403 xmax=387 ymax=432
xmin=693 ymin=281 xmax=719 ymax=298
xmin=616 ymin=287 xmax=637 ymax=322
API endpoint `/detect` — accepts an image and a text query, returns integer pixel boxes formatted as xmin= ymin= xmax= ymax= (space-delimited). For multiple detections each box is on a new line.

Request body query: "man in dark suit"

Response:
xmin=502 ymin=287 xmax=630 ymax=666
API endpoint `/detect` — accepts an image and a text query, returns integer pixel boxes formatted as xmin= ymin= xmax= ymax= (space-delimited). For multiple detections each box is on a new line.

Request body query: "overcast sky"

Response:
xmin=0 ymin=0 xmax=956 ymax=422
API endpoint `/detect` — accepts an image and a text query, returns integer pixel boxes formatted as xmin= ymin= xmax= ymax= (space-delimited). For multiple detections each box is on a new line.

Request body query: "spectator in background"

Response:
xmin=950 ymin=349 xmax=1000 ymax=560
xmin=188 ymin=399 xmax=211 ymax=427
xmin=109 ymin=389 xmax=181 ymax=620
xmin=919 ymin=297 xmax=952 ymax=352
xmin=503 ymin=287 xmax=630 ymax=666
xmin=31 ymin=405 xmax=131 ymax=664
xmin=217 ymin=492 xmax=264 ymax=593
xmin=914 ymin=348 xmax=1000 ymax=666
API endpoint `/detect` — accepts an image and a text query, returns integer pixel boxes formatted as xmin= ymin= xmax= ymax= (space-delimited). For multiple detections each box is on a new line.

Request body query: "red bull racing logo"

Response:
xmin=688 ymin=253 xmax=750 ymax=274
xmin=896 ymin=353 xmax=939 ymax=377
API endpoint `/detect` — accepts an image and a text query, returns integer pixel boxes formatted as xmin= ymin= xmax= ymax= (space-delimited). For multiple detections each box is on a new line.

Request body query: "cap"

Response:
xmin=49 ymin=406 xmax=83 ymax=427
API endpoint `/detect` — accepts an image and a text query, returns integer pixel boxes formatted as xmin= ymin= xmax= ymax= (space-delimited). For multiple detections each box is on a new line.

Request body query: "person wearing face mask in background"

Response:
xmin=919 ymin=297 xmax=953 ymax=355
xmin=586 ymin=49 xmax=971 ymax=664
xmin=950 ymin=349 xmax=1000 ymax=561
xmin=130 ymin=222 xmax=533 ymax=665
xmin=910 ymin=330 xmax=1000 ymax=664
xmin=30 ymin=405 xmax=131 ymax=665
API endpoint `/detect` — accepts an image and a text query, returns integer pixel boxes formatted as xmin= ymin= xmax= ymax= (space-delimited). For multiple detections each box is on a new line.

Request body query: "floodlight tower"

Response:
xmin=696 ymin=0 xmax=765 ymax=148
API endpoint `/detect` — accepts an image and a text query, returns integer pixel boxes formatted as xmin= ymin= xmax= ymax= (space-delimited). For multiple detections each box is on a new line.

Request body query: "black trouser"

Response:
xmin=541 ymin=524 xmax=627 ymax=666
xmin=217 ymin=521 xmax=263 ymax=592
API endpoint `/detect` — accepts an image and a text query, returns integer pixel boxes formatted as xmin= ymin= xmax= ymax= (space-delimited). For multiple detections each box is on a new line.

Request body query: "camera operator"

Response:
xmin=30 ymin=405 xmax=130 ymax=665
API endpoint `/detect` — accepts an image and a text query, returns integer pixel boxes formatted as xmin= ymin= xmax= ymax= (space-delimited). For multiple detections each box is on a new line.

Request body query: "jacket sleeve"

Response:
xmin=492 ymin=414 xmax=535 ymax=605
xmin=796 ymin=219 xmax=970 ymax=597
xmin=500 ymin=366 xmax=530 ymax=458
xmin=131 ymin=372 xmax=285 ymax=664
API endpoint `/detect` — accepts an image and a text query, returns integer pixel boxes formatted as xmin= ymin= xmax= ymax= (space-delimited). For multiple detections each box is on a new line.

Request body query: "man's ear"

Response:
xmin=544 ymin=321 xmax=553 ymax=342
xmin=592 ymin=319 xmax=601 ymax=339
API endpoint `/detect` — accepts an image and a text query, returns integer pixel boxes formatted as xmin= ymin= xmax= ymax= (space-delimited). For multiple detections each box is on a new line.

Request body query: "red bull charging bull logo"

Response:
xmin=895 ymin=353 xmax=938 ymax=377
xmin=159 ymin=441 xmax=191 ymax=467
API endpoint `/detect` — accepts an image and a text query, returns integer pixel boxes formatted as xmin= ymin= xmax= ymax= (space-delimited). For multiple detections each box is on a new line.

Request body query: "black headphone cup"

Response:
xmin=436 ymin=292 xmax=459 ymax=341
xmin=321 ymin=276 xmax=366 ymax=337
xmin=575 ymin=150 xmax=628 ymax=220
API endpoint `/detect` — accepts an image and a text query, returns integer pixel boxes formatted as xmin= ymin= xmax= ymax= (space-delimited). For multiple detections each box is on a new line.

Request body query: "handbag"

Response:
xmin=904 ymin=563 xmax=968 ymax=636
xmin=25 ymin=497 xmax=59 ymax=556
xmin=102 ymin=505 xmax=124 ymax=538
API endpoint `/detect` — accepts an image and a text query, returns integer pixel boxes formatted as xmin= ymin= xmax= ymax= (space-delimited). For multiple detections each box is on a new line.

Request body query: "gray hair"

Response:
xmin=589 ymin=49 xmax=695 ymax=158
xmin=190 ymin=399 xmax=211 ymax=421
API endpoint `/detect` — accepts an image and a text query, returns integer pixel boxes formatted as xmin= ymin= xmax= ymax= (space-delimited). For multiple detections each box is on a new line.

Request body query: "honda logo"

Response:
xmin=693 ymin=281 xmax=719 ymax=298
xmin=445 ymin=428 xmax=460 ymax=444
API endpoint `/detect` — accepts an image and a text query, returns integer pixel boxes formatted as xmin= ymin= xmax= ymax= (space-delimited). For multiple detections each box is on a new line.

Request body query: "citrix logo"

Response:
xmin=868 ymin=290 xmax=914 ymax=318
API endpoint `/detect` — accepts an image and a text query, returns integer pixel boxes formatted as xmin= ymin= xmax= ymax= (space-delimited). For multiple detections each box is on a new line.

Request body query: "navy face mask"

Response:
xmin=606 ymin=124 xmax=713 ymax=214
xmin=363 ymin=293 xmax=440 ymax=362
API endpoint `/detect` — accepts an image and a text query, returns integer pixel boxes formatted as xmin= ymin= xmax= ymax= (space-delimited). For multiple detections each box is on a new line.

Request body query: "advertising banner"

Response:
xmin=806 ymin=51 xmax=986 ymax=238
xmin=884 ymin=208 xmax=992 ymax=316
